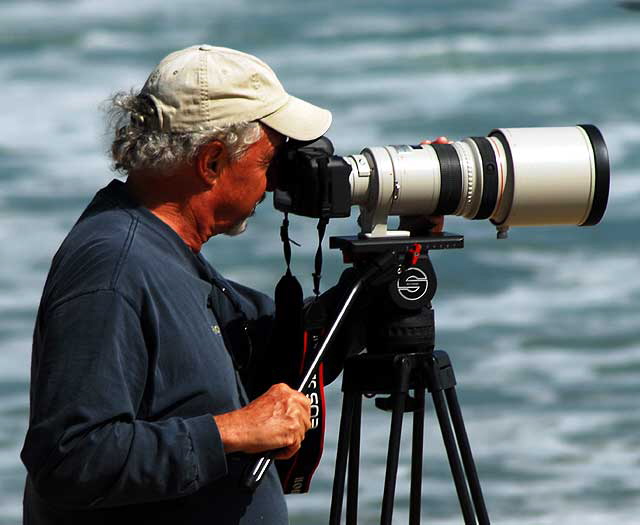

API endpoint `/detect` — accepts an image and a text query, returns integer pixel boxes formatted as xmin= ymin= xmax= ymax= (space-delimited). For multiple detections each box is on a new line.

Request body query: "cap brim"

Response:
xmin=259 ymin=95 xmax=332 ymax=141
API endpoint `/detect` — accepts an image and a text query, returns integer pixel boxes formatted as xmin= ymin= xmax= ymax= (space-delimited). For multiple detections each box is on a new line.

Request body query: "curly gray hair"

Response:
xmin=105 ymin=90 xmax=263 ymax=175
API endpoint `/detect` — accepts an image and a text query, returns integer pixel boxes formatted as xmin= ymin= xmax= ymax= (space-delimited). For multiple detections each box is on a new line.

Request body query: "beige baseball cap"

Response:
xmin=140 ymin=44 xmax=332 ymax=141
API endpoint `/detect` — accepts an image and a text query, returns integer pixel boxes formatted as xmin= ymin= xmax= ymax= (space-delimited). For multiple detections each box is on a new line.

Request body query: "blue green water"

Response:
xmin=1 ymin=1 xmax=639 ymax=523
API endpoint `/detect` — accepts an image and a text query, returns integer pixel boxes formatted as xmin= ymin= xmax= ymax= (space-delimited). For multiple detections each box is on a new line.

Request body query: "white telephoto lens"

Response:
xmin=345 ymin=124 xmax=609 ymax=238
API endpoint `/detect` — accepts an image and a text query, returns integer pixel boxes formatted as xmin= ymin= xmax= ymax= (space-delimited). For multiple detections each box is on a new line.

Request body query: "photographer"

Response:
xmin=20 ymin=45 xmax=333 ymax=525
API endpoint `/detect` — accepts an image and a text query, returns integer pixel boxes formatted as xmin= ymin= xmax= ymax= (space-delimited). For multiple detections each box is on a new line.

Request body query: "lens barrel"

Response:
xmin=488 ymin=126 xmax=609 ymax=228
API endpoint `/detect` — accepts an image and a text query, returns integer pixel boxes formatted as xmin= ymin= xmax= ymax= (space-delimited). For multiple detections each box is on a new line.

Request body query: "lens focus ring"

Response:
xmin=469 ymin=137 xmax=499 ymax=220
xmin=431 ymin=144 xmax=462 ymax=216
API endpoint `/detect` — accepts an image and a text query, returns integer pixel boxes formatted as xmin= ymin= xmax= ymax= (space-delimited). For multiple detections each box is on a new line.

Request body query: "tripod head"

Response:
xmin=329 ymin=233 xmax=463 ymax=356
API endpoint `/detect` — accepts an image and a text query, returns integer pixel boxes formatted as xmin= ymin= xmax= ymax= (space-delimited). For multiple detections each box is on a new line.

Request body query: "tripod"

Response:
xmin=243 ymin=233 xmax=491 ymax=523
xmin=327 ymin=234 xmax=490 ymax=525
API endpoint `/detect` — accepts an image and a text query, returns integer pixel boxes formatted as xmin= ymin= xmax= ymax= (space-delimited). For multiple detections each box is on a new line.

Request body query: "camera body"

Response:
xmin=272 ymin=126 xmax=610 ymax=238
xmin=272 ymin=137 xmax=352 ymax=219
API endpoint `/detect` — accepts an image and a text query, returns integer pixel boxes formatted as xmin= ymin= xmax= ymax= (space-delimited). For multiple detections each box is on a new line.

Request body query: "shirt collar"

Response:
xmin=96 ymin=179 xmax=210 ymax=275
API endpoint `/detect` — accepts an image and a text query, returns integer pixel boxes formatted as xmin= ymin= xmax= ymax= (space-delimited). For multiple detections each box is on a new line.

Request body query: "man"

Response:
xmin=21 ymin=45 xmax=334 ymax=525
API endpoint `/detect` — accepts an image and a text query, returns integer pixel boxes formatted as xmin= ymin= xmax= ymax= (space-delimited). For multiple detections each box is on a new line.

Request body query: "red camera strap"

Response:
xmin=277 ymin=327 xmax=326 ymax=494
xmin=272 ymin=214 xmax=327 ymax=494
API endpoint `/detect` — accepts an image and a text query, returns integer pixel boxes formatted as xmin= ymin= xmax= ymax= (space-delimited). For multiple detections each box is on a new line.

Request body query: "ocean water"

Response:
xmin=1 ymin=0 xmax=639 ymax=523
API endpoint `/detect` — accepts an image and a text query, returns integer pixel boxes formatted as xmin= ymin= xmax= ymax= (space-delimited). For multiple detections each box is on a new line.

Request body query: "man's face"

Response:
xmin=213 ymin=126 xmax=285 ymax=236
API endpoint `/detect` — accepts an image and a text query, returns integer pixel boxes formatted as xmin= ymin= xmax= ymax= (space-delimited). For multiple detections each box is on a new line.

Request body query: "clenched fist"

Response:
xmin=214 ymin=383 xmax=311 ymax=460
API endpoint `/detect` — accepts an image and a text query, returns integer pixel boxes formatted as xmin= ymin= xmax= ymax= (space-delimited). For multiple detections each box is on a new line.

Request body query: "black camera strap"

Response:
xmin=269 ymin=213 xmax=327 ymax=494
xmin=312 ymin=217 xmax=329 ymax=297
xmin=280 ymin=212 xmax=298 ymax=272
xmin=271 ymin=213 xmax=304 ymax=386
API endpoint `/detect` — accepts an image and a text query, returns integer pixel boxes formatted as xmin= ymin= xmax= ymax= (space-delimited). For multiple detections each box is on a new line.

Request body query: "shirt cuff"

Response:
xmin=185 ymin=413 xmax=228 ymax=488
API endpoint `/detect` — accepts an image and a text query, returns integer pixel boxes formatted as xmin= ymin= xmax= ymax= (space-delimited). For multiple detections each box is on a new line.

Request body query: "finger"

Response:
xmin=275 ymin=382 xmax=294 ymax=395
xmin=293 ymin=407 xmax=310 ymax=437
xmin=293 ymin=393 xmax=311 ymax=415
xmin=296 ymin=392 xmax=311 ymax=407
xmin=274 ymin=442 xmax=301 ymax=460
xmin=301 ymin=398 xmax=312 ymax=431
xmin=301 ymin=409 xmax=312 ymax=432
xmin=429 ymin=215 xmax=445 ymax=233
xmin=420 ymin=137 xmax=450 ymax=145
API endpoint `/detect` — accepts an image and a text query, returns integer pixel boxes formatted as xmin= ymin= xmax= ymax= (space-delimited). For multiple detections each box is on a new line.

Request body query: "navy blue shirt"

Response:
xmin=21 ymin=180 xmax=288 ymax=524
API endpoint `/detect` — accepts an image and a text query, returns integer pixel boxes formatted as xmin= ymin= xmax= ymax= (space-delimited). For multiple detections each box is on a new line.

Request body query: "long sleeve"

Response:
xmin=21 ymin=290 xmax=227 ymax=509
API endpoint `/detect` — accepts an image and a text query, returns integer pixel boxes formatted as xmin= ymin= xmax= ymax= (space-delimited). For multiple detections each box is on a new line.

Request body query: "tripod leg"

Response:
xmin=380 ymin=357 xmax=411 ymax=525
xmin=330 ymin=392 xmax=357 ymax=525
xmin=431 ymin=389 xmax=477 ymax=525
xmin=409 ymin=386 xmax=425 ymax=525
xmin=446 ymin=388 xmax=490 ymax=525
xmin=346 ymin=396 xmax=362 ymax=525
xmin=380 ymin=389 xmax=407 ymax=525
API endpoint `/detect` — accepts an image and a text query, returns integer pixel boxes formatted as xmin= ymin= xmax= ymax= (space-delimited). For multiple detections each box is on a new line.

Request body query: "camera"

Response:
xmin=272 ymin=125 xmax=610 ymax=238
xmin=265 ymin=125 xmax=610 ymax=521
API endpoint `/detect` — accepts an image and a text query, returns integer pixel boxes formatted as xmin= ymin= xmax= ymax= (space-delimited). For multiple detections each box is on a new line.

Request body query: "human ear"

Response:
xmin=197 ymin=141 xmax=225 ymax=186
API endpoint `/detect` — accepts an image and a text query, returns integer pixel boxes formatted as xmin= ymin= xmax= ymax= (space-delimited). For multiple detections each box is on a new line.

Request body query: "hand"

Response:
xmin=420 ymin=136 xmax=451 ymax=145
xmin=428 ymin=215 xmax=445 ymax=233
xmin=213 ymin=383 xmax=311 ymax=460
